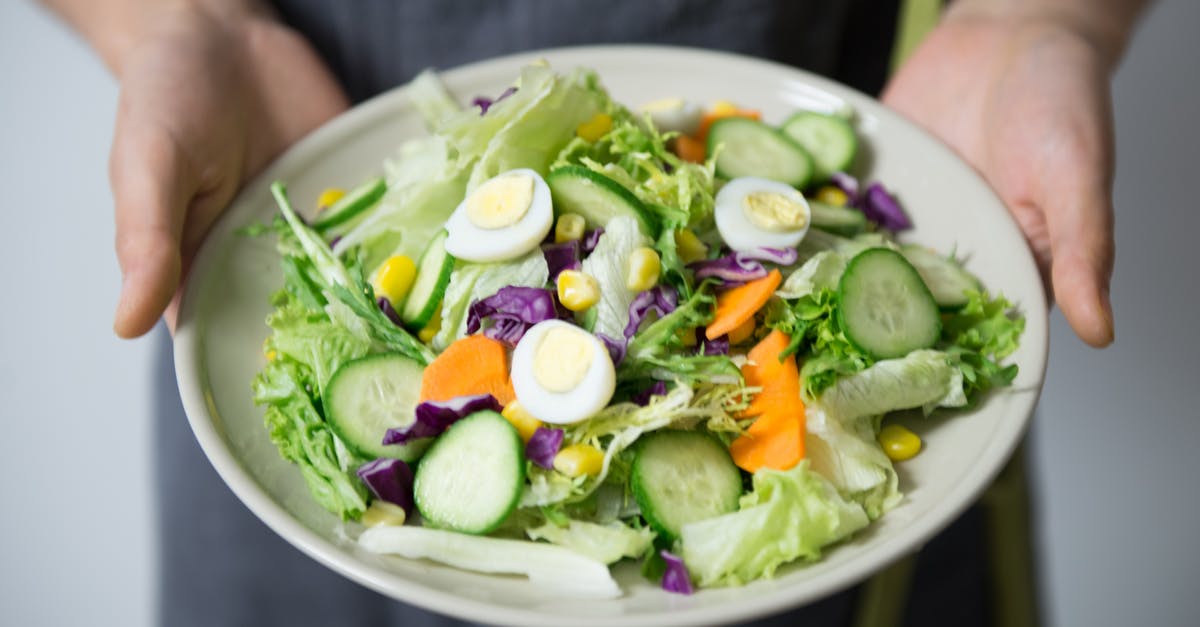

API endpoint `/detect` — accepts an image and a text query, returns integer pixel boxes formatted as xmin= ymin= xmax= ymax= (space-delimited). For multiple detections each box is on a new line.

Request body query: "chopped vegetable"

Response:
xmin=419 ymin=335 xmax=516 ymax=405
xmin=525 ymin=427 xmax=565 ymax=469
xmin=383 ymin=394 xmax=503 ymax=445
xmin=467 ymin=285 xmax=559 ymax=345
xmin=729 ymin=330 xmax=805 ymax=472
xmin=356 ymin=458 xmax=415 ymax=515
xmin=878 ymin=424 xmax=922 ymax=462
xmin=706 ymin=269 xmax=782 ymax=340
xmin=660 ymin=550 xmax=694 ymax=595
xmin=556 ymin=270 xmax=601 ymax=312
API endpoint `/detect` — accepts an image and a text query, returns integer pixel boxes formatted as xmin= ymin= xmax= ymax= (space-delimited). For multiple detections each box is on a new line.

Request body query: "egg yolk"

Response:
xmin=465 ymin=173 xmax=534 ymax=229
xmin=533 ymin=326 xmax=594 ymax=393
xmin=742 ymin=191 xmax=808 ymax=232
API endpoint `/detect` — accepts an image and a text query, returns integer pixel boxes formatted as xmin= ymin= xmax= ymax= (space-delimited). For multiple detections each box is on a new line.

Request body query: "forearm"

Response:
xmin=40 ymin=0 xmax=269 ymax=75
xmin=947 ymin=0 xmax=1152 ymax=70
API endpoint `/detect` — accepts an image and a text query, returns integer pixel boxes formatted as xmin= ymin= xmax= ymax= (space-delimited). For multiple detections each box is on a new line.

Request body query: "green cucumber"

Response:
xmin=780 ymin=111 xmax=857 ymax=180
xmin=837 ymin=248 xmax=941 ymax=359
xmin=546 ymin=166 xmax=660 ymax=238
xmin=413 ymin=411 xmax=525 ymax=534
xmin=899 ymin=244 xmax=983 ymax=310
xmin=707 ymin=117 xmax=814 ymax=188
xmin=809 ymin=200 xmax=868 ymax=237
xmin=399 ymin=229 xmax=454 ymax=330
xmin=325 ymin=353 xmax=428 ymax=462
xmin=312 ymin=177 xmax=387 ymax=233
xmin=630 ymin=430 xmax=742 ymax=543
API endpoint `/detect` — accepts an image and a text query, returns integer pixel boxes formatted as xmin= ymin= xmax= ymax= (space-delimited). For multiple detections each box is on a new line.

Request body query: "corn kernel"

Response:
xmin=879 ymin=424 xmax=922 ymax=462
xmin=501 ymin=401 xmax=544 ymax=442
xmin=675 ymin=228 xmax=708 ymax=264
xmin=373 ymin=255 xmax=417 ymax=304
xmin=576 ymin=113 xmax=613 ymax=142
xmin=710 ymin=100 xmax=740 ymax=116
xmin=676 ymin=328 xmax=698 ymax=347
xmin=555 ymin=213 xmax=586 ymax=243
xmin=815 ymin=186 xmax=849 ymax=207
xmin=361 ymin=500 xmax=407 ymax=528
xmin=626 ymin=247 xmax=661 ymax=292
xmin=316 ymin=187 xmax=346 ymax=211
xmin=557 ymin=270 xmax=600 ymax=312
xmin=417 ymin=302 xmax=442 ymax=344
xmin=728 ymin=316 xmax=756 ymax=345
xmin=553 ymin=443 xmax=605 ymax=478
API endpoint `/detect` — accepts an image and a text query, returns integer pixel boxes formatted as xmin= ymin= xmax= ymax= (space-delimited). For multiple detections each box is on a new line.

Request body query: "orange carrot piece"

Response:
xmin=705 ymin=269 xmax=782 ymax=340
xmin=419 ymin=335 xmax=516 ymax=405
xmin=696 ymin=109 xmax=761 ymax=143
xmin=673 ymin=134 xmax=707 ymax=163
xmin=730 ymin=330 xmax=806 ymax=472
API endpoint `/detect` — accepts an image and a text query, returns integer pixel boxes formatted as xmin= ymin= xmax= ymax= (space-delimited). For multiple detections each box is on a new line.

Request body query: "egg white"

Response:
xmin=511 ymin=320 xmax=616 ymax=425
xmin=444 ymin=168 xmax=553 ymax=263
xmin=714 ymin=176 xmax=812 ymax=251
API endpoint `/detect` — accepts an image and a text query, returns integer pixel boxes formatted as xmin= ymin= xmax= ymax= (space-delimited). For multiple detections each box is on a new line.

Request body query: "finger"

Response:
xmin=1043 ymin=171 xmax=1115 ymax=348
xmin=110 ymin=104 xmax=195 ymax=339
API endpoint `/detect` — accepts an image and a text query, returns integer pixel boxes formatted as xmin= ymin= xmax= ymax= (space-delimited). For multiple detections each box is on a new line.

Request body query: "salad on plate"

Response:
xmin=249 ymin=63 xmax=1024 ymax=598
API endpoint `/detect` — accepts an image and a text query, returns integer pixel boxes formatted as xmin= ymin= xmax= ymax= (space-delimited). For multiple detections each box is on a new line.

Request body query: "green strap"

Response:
xmin=890 ymin=0 xmax=944 ymax=72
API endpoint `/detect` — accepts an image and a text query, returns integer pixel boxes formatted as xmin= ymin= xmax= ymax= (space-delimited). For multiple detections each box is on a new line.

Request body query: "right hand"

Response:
xmin=108 ymin=2 xmax=347 ymax=337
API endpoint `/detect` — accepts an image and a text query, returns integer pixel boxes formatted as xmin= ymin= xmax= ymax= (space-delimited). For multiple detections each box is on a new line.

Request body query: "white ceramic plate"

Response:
xmin=174 ymin=45 xmax=1048 ymax=627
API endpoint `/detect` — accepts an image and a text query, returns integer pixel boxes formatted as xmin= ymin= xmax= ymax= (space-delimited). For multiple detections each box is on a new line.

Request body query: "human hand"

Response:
xmin=101 ymin=2 xmax=347 ymax=337
xmin=883 ymin=6 xmax=1132 ymax=347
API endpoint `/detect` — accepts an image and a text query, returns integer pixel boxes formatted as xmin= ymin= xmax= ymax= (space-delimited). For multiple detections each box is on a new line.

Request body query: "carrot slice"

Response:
xmin=419 ymin=335 xmax=516 ymax=405
xmin=705 ymin=269 xmax=781 ymax=340
xmin=673 ymin=134 xmax=707 ymax=163
xmin=730 ymin=330 xmax=805 ymax=472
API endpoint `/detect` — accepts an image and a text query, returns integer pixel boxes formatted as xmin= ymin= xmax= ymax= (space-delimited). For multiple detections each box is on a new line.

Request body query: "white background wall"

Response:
xmin=1 ymin=1 xmax=1196 ymax=626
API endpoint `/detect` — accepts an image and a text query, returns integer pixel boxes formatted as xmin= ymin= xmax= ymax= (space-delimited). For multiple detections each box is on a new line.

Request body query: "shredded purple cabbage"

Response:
xmin=623 ymin=285 xmax=679 ymax=339
xmin=582 ymin=228 xmax=605 ymax=254
xmin=356 ymin=458 xmax=415 ymax=515
xmin=597 ymin=333 xmax=627 ymax=366
xmin=700 ymin=332 xmax=730 ymax=356
xmin=377 ymin=296 xmax=403 ymax=327
xmin=382 ymin=394 xmax=502 ymax=445
xmin=660 ymin=550 xmax=694 ymax=595
xmin=830 ymin=171 xmax=860 ymax=198
xmin=541 ymin=240 xmax=581 ymax=280
xmin=689 ymin=247 xmax=798 ymax=285
xmin=741 ymin=247 xmax=799 ymax=265
xmin=859 ymin=182 xmax=912 ymax=231
xmin=467 ymin=286 xmax=559 ymax=346
xmin=525 ymin=427 xmax=565 ymax=469
xmin=472 ymin=86 xmax=517 ymax=115
xmin=631 ymin=381 xmax=668 ymax=406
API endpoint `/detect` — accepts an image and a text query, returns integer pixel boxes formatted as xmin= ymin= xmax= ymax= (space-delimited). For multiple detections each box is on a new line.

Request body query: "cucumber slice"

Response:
xmin=325 ymin=353 xmax=428 ymax=462
xmin=707 ymin=117 xmax=814 ymax=188
xmin=809 ymin=200 xmax=868 ymax=237
xmin=547 ymin=166 xmax=660 ymax=238
xmin=899 ymin=244 xmax=982 ymax=310
xmin=780 ymin=112 xmax=857 ymax=180
xmin=837 ymin=248 xmax=941 ymax=359
xmin=413 ymin=411 xmax=525 ymax=534
xmin=630 ymin=430 xmax=742 ymax=543
xmin=400 ymin=229 xmax=454 ymax=330
xmin=312 ymin=177 xmax=387 ymax=233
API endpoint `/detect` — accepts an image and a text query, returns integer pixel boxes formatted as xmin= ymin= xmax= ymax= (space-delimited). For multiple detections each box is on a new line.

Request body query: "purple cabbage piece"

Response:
xmin=631 ymin=381 xmax=668 ymax=406
xmin=830 ymin=171 xmax=860 ymax=198
xmin=623 ymin=285 xmax=679 ymax=339
xmin=700 ymin=332 xmax=730 ymax=356
xmin=740 ymin=247 xmax=799 ymax=266
xmin=582 ymin=228 xmax=605 ymax=254
xmin=859 ymin=182 xmax=912 ymax=231
xmin=525 ymin=427 xmax=565 ymax=469
xmin=382 ymin=394 xmax=502 ymax=445
xmin=356 ymin=458 xmax=415 ymax=516
xmin=377 ymin=297 xmax=403 ymax=327
xmin=597 ymin=333 xmax=626 ymax=366
xmin=467 ymin=286 xmax=559 ymax=346
xmin=660 ymin=550 xmax=694 ymax=595
xmin=472 ymin=86 xmax=517 ymax=115
xmin=541 ymin=240 xmax=582 ymax=280
xmin=689 ymin=253 xmax=767 ymax=283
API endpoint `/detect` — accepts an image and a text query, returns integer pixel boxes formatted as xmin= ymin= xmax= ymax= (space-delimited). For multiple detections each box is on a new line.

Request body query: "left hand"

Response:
xmin=883 ymin=9 xmax=1119 ymax=347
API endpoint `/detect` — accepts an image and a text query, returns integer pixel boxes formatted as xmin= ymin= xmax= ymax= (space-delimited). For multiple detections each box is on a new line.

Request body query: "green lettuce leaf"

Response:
xmin=820 ymin=349 xmax=967 ymax=421
xmin=942 ymin=290 xmax=1025 ymax=401
xmin=680 ymin=461 xmax=869 ymax=587
xmin=581 ymin=215 xmax=652 ymax=341
xmin=526 ymin=519 xmax=655 ymax=565
xmin=263 ymin=295 xmax=371 ymax=398
xmin=805 ymin=403 xmax=901 ymax=520
xmin=620 ymin=282 xmax=741 ymax=386
xmin=764 ymin=288 xmax=872 ymax=398
xmin=775 ymin=251 xmax=847 ymax=300
xmin=432 ymin=249 xmax=550 ymax=350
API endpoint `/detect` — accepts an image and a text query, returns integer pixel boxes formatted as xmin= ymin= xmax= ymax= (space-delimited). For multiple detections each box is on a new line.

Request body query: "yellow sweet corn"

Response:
xmin=265 ymin=350 xmax=278 ymax=361
xmin=373 ymin=255 xmax=417 ymax=304
xmin=501 ymin=401 xmax=544 ymax=442
xmin=576 ymin=113 xmax=613 ymax=142
xmin=555 ymin=213 xmax=586 ymax=243
xmin=676 ymin=328 xmax=698 ymax=348
xmin=815 ymin=185 xmax=849 ymax=207
xmin=728 ymin=316 xmax=756 ymax=345
xmin=879 ymin=424 xmax=922 ymax=462
xmin=675 ymin=228 xmax=708 ymax=264
xmin=316 ymin=187 xmax=346 ymax=211
xmin=557 ymin=270 xmax=600 ymax=312
xmin=417 ymin=302 xmax=442 ymax=344
xmin=710 ymin=100 xmax=740 ymax=116
xmin=625 ymin=247 xmax=661 ymax=292
xmin=553 ymin=443 xmax=604 ymax=478
xmin=361 ymin=501 xmax=407 ymax=528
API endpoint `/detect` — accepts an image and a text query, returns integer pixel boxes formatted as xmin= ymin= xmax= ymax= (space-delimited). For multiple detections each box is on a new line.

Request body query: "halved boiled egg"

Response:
xmin=714 ymin=176 xmax=812 ymax=251
xmin=639 ymin=98 xmax=703 ymax=136
xmin=510 ymin=320 xmax=616 ymax=425
xmin=444 ymin=168 xmax=553 ymax=262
